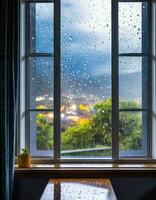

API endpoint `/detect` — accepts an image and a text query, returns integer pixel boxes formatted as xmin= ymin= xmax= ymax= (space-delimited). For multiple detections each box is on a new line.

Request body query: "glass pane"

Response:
xmin=30 ymin=3 xmax=54 ymax=53
xmin=119 ymin=111 xmax=147 ymax=157
xmin=119 ymin=57 xmax=148 ymax=109
xmin=30 ymin=112 xmax=53 ymax=156
xmin=29 ymin=57 xmax=53 ymax=109
xmin=61 ymin=0 xmax=112 ymax=158
xmin=119 ymin=2 xmax=148 ymax=53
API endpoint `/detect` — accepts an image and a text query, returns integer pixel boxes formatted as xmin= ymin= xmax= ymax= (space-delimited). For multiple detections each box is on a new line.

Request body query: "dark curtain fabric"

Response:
xmin=0 ymin=0 xmax=19 ymax=199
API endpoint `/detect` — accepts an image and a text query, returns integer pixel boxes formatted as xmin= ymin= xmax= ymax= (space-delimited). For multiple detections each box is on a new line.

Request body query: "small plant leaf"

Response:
xmin=21 ymin=148 xmax=28 ymax=154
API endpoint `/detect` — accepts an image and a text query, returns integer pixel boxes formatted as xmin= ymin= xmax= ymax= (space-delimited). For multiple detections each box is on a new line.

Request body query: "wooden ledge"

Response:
xmin=15 ymin=164 xmax=156 ymax=178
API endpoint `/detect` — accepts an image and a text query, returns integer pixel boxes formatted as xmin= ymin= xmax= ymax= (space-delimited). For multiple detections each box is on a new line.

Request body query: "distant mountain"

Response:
xmin=32 ymin=71 xmax=143 ymax=101
xmin=119 ymin=71 xmax=142 ymax=100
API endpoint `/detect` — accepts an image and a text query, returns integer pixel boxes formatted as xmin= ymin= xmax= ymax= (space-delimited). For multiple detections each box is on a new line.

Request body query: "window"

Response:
xmin=21 ymin=0 xmax=152 ymax=161
xmin=25 ymin=2 xmax=54 ymax=156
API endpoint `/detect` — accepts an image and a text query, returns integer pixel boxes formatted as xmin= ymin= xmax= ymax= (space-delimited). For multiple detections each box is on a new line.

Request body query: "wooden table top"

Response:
xmin=41 ymin=178 xmax=117 ymax=200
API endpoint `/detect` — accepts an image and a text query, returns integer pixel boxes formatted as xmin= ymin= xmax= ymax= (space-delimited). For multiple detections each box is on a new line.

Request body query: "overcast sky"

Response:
xmin=35 ymin=1 xmax=143 ymax=77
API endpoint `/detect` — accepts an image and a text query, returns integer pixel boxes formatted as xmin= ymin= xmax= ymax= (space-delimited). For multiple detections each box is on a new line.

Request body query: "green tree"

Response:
xmin=119 ymin=111 xmax=141 ymax=150
xmin=36 ymin=99 xmax=142 ymax=153
xmin=119 ymin=100 xmax=142 ymax=150
xmin=62 ymin=121 xmax=94 ymax=150
xmin=61 ymin=99 xmax=112 ymax=150
xmin=62 ymin=99 xmax=142 ymax=151
xmin=36 ymin=113 xmax=53 ymax=150
xmin=91 ymin=99 xmax=112 ymax=146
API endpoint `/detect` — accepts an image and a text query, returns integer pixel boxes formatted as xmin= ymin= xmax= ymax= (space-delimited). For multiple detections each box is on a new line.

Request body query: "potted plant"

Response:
xmin=17 ymin=148 xmax=31 ymax=168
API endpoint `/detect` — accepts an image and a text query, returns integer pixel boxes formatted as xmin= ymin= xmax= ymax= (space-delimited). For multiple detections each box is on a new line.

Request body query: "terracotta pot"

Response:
xmin=17 ymin=154 xmax=31 ymax=168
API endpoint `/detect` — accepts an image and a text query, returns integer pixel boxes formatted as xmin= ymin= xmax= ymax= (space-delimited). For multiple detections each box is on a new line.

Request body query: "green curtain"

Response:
xmin=0 ymin=0 xmax=19 ymax=199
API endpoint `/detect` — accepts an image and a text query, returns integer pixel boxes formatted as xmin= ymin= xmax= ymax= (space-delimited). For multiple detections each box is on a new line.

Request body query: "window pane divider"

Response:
xmin=118 ymin=0 xmax=149 ymax=2
xmin=26 ymin=53 xmax=54 ymax=57
xmin=119 ymin=53 xmax=148 ymax=57
xmin=112 ymin=0 xmax=119 ymax=160
xmin=25 ymin=0 xmax=54 ymax=3
xmin=28 ymin=109 xmax=54 ymax=112
xmin=147 ymin=0 xmax=152 ymax=158
xmin=119 ymin=108 xmax=149 ymax=112
xmin=54 ymin=0 xmax=61 ymax=162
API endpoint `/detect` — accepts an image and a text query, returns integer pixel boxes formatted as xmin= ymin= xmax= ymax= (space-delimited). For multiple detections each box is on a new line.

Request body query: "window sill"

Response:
xmin=15 ymin=163 xmax=156 ymax=178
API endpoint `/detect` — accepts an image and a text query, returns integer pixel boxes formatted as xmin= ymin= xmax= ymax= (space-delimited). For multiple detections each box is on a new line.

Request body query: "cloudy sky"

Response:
xmin=30 ymin=1 xmax=146 ymax=101
xmin=34 ymin=1 xmax=143 ymax=76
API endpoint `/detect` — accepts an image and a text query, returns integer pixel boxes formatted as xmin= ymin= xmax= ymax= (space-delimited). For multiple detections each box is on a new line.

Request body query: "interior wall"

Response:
xmin=13 ymin=177 xmax=49 ymax=200
xmin=111 ymin=177 xmax=156 ymax=200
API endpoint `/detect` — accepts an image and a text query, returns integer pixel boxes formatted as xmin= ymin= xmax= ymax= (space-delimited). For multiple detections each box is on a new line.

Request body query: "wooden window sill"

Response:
xmin=15 ymin=164 xmax=156 ymax=178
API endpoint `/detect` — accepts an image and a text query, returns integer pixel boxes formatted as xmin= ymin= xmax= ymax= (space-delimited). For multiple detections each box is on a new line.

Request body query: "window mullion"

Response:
xmin=141 ymin=2 xmax=148 ymax=157
xmin=147 ymin=1 xmax=152 ymax=158
xmin=54 ymin=0 xmax=61 ymax=162
xmin=112 ymin=0 xmax=119 ymax=160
